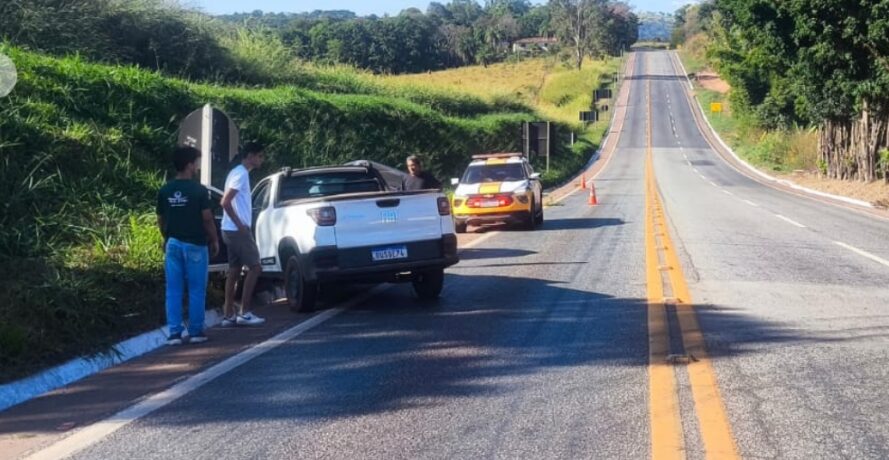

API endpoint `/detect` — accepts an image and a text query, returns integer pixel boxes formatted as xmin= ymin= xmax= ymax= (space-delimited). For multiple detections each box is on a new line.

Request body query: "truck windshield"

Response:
xmin=278 ymin=171 xmax=382 ymax=202
xmin=461 ymin=164 xmax=525 ymax=184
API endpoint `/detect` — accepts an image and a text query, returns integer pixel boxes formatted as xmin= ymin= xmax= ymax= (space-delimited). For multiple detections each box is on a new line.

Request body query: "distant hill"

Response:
xmin=637 ymin=12 xmax=674 ymax=41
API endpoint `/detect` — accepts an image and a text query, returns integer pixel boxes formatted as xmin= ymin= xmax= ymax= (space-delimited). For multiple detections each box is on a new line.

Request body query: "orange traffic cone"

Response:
xmin=580 ymin=173 xmax=587 ymax=189
xmin=588 ymin=181 xmax=598 ymax=205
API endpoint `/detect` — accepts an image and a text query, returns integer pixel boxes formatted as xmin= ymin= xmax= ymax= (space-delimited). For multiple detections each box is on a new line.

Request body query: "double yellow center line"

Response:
xmin=643 ymin=76 xmax=739 ymax=460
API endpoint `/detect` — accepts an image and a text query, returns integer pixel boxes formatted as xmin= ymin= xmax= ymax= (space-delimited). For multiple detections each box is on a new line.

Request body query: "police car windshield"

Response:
xmin=461 ymin=164 xmax=525 ymax=184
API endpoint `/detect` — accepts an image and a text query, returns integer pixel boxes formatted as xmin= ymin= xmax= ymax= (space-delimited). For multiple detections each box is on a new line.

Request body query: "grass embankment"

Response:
xmin=381 ymin=56 xmax=623 ymax=185
xmin=677 ymin=34 xmax=819 ymax=174
xmin=678 ymin=39 xmax=889 ymax=205
xmin=0 ymin=45 xmax=541 ymax=383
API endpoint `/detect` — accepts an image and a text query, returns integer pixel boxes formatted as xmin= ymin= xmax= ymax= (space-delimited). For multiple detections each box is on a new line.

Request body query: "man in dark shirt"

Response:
xmin=402 ymin=155 xmax=441 ymax=191
xmin=156 ymin=146 xmax=220 ymax=345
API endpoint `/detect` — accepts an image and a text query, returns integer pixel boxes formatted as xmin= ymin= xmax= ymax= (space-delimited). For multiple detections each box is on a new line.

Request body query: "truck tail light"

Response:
xmin=307 ymin=206 xmax=337 ymax=226
xmin=437 ymin=196 xmax=451 ymax=216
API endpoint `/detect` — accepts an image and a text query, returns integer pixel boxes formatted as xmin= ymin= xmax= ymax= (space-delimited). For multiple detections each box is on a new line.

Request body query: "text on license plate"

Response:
xmin=372 ymin=246 xmax=408 ymax=262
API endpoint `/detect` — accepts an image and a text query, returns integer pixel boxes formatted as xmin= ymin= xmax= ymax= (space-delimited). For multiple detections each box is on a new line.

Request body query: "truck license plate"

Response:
xmin=372 ymin=246 xmax=408 ymax=262
xmin=481 ymin=200 xmax=500 ymax=208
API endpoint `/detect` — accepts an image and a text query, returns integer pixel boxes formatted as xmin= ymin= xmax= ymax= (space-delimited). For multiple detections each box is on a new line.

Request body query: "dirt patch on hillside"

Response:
xmin=775 ymin=170 xmax=889 ymax=208
xmin=696 ymin=70 xmax=730 ymax=94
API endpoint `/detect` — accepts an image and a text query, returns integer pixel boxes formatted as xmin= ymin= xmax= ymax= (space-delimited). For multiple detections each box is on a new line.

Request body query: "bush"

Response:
xmin=0 ymin=0 xmax=238 ymax=82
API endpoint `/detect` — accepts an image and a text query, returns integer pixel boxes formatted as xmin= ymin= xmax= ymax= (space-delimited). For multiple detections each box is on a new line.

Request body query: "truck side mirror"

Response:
xmin=450 ymin=178 xmax=460 ymax=186
xmin=529 ymin=173 xmax=541 ymax=180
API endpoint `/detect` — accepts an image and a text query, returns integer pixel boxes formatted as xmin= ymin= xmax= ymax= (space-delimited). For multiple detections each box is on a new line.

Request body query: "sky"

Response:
xmin=187 ymin=0 xmax=680 ymax=17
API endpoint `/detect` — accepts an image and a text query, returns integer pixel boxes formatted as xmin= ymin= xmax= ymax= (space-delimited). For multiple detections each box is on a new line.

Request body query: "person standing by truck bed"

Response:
xmin=156 ymin=146 xmax=220 ymax=345
xmin=220 ymin=142 xmax=266 ymax=327
xmin=402 ymin=155 xmax=441 ymax=191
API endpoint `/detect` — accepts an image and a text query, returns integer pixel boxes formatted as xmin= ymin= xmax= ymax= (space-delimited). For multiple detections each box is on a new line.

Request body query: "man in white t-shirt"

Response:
xmin=220 ymin=142 xmax=266 ymax=326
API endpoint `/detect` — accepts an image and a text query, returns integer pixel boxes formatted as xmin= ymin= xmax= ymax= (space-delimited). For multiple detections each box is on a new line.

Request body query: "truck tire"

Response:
xmin=455 ymin=221 xmax=467 ymax=234
xmin=285 ymin=255 xmax=317 ymax=313
xmin=412 ymin=268 xmax=444 ymax=300
xmin=535 ymin=202 xmax=544 ymax=226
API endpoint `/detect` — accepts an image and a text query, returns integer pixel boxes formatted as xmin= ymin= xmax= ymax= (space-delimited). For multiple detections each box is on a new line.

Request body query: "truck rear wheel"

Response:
xmin=455 ymin=221 xmax=467 ymax=234
xmin=285 ymin=255 xmax=317 ymax=313
xmin=412 ymin=268 xmax=444 ymax=300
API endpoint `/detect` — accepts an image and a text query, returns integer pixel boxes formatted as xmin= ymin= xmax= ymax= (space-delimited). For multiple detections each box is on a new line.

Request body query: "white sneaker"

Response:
xmin=236 ymin=312 xmax=265 ymax=326
xmin=220 ymin=316 xmax=237 ymax=327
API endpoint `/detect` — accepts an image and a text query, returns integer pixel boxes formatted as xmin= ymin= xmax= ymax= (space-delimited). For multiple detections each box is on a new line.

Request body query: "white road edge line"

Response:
xmin=775 ymin=214 xmax=807 ymax=228
xmin=834 ymin=241 xmax=889 ymax=268
xmin=670 ymin=51 xmax=875 ymax=211
xmin=708 ymin=180 xmax=719 ymax=187
xmin=26 ymin=233 xmax=497 ymax=460
xmin=722 ymin=190 xmax=734 ymax=196
xmin=743 ymin=199 xmax=759 ymax=207
xmin=23 ymin=303 xmax=355 ymax=460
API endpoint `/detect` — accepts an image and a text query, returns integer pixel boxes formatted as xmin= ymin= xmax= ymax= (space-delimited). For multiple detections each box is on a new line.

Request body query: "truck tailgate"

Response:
xmin=333 ymin=193 xmax=443 ymax=250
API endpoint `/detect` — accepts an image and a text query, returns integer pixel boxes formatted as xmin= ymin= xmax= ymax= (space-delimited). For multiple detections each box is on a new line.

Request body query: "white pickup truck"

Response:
xmin=209 ymin=162 xmax=459 ymax=312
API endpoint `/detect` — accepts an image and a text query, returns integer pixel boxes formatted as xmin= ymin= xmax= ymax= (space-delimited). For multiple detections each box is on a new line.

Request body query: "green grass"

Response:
xmin=695 ymin=88 xmax=819 ymax=173
xmin=380 ymin=56 xmax=624 ymax=187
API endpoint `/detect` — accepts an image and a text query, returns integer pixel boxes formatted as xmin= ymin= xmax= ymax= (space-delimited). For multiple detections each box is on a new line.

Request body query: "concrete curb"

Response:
xmin=672 ymin=51 xmax=874 ymax=210
xmin=0 ymin=310 xmax=223 ymax=413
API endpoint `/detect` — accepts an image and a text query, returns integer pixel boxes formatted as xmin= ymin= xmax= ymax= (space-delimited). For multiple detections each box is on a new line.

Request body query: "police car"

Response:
xmin=450 ymin=153 xmax=544 ymax=233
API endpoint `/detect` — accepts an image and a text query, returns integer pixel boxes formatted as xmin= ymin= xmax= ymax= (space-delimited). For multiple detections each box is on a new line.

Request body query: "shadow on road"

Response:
xmin=137 ymin=272 xmax=822 ymax=427
xmin=540 ymin=217 xmax=625 ymax=231
xmin=624 ymin=75 xmax=689 ymax=82
xmin=458 ymin=247 xmax=537 ymax=260
xmin=453 ymin=261 xmax=589 ymax=269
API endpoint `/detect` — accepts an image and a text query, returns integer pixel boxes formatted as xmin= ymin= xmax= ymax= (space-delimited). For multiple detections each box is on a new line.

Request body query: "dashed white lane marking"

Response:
xmin=722 ymin=189 xmax=734 ymax=196
xmin=835 ymin=241 xmax=889 ymax=268
xmin=743 ymin=199 xmax=759 ymax=207
xmin=775 ymin=214 xmax=807 ymax=228
xmin=708 ymin=180 xmax=719 ymax=187
xmin=691 ymin=167 xmax=698 ymax=173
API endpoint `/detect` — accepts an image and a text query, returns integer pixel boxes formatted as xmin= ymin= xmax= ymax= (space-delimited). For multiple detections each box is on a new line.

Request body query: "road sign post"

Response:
xmin=178 ymin=104 xmax=240 ymax=192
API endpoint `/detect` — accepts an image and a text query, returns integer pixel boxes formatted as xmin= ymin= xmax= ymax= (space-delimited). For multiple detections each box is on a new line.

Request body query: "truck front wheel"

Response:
xmin=285 ymin=255 xmax=317 ymax=313
xmin=412 ymin=268 xmax=444 ymax=300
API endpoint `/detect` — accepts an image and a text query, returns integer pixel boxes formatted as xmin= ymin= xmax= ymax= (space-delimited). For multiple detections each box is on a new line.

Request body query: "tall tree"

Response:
xmin=549 ymin=0 xmax=605 ymax=69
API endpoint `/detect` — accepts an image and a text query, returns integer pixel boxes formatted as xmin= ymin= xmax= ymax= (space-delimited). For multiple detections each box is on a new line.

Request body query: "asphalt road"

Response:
xmin=62 ymin=50 xmax=889 ymax=459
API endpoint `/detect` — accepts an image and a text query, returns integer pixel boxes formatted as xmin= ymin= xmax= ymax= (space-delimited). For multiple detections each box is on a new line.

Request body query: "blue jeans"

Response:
xmin=165 ymin=238 xmax=208 ymax=336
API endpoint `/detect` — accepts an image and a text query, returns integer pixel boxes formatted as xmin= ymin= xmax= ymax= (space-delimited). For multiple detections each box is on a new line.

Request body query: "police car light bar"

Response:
xmin=471 ymin=152 xmax=525 ymax=160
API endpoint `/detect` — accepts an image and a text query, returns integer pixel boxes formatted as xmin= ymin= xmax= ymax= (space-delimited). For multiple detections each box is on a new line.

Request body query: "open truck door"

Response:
xmin=178 ymin=104 xmax=239 ymax=271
